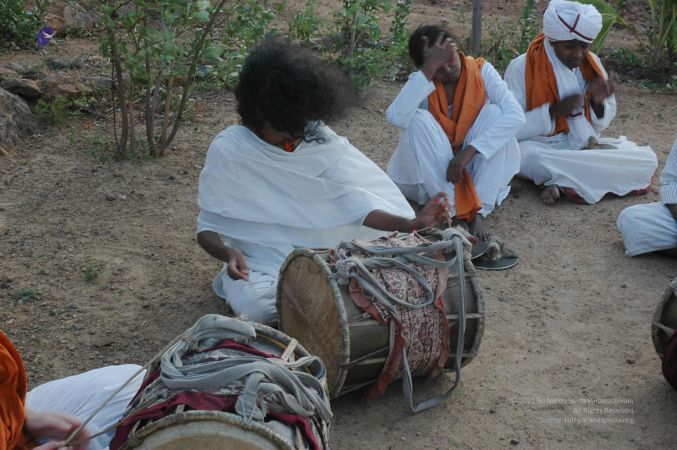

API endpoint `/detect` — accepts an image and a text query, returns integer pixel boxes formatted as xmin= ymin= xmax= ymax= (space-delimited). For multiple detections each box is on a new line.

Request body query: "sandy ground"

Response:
xmin=2 ymin=1 xmax=677 ymax=448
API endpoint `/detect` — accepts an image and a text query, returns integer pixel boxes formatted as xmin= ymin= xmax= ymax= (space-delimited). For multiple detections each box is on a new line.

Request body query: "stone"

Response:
xmin=0 ymin=223 xmax=6 ymax=236
xmin=44 ymin=12 xmax=67 ymax=32
xmin=0 ymin=88 xmax=37 ymax=155
xmin=83 ymin=75 xmax=112 ymax=93
xmin=42 ymin=73 xmax=92 ymax=100
xmin=62 ymin=3 xmax=99 ymax=30
xmin=0 ymin=67 xmax=18 ymax=83
xmin=46 ymin=57 xmax=83 ymax=70
xmin=0 ymin=78 xmax=42 ymax=99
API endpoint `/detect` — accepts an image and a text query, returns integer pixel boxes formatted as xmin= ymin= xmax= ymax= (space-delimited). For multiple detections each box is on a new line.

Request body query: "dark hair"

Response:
xmin=408 ymin=24 xmax=459 ymax=68
xmin=235 ymin=38 xmax=357 ymax=139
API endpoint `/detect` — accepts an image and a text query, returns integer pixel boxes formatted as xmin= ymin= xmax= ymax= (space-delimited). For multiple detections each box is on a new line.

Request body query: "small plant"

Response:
xmin=88 ymin=134 xmax=120 ymax=161
xmin=83 ymin=261 xmax=100 ymax=282
xmin=35 ymin=95 xmax=99 ymax=125
xmin=289 ymin=0 xmax=325 ymax=47
xmin=35 ymin=96 xmax=72 ymax=125
xmin=99 ymin=0 xmax=231 ymax=159
xmin=214 ymin=0 xmax=278 ymax=89
xmin=332 ymin=0 xmax=413 ymax=87
xmin=16 ymin=289 xmax=39 ymax=301
xmin=0 ymin=0 xmax=52 ymax=47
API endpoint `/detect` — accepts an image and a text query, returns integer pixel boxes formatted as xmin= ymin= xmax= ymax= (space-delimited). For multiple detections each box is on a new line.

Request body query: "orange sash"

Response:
xmin=427 ymin=53 xmax=484 ymax=222
xmin=0 ymin=331 xmax=33 ymax=450
xmin=525 ymin=33 xmax=605 ymax=135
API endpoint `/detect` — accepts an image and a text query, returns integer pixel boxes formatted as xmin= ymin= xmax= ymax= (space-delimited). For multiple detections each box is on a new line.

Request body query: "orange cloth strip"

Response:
xmin=1 ymin=331 xmax=32 ymax=450
xmin=427 ymin=53 xmax=485 ymax=222
xmin=524 ymin=33 xmax=605 ymax=135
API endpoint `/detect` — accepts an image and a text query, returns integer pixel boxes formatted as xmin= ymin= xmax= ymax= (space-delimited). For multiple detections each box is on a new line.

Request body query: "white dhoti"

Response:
xmin=617 ymin=202 xmax=677 ymax=256
xmin=389 ymin=104 xmax=520 ymax=216
xmin=519 ymin=137 xmax=658 ymax=204
xmin=26 ymin=364 xmax=144 ymax=450
xmin=213 ymin=269 xmax=277 ymax=324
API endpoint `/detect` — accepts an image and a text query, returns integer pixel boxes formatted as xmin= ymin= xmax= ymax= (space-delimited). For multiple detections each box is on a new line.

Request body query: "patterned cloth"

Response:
xmin=344 ymin=233 xmax=450 ymax=398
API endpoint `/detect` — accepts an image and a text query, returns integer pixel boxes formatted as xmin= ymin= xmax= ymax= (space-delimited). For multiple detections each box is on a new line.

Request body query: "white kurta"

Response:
xmin=617 ymin=134 xmax=677 ymax=256
xmin=386 ymin=65 xmax=525 ymax=217
xmin=504 ymin=43 xmax=658 ymax=204
xmin=26 ymin=364 xmax=144 ymax=450
xmin=197 ymin=124 xmax=414 ymax=323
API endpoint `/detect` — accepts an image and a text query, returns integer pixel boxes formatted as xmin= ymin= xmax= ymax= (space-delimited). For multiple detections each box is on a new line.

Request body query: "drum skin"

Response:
xmin=120 ymin=411 xmax=294 ymax=450
xmin=277 ymin=247 xmax=485 ymax=399
xmin=652 ymin=278 xmax=677 ymax=358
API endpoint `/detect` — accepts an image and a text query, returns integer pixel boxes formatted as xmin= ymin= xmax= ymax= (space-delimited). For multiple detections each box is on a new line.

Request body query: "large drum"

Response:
xmin=652 ymin=278 xmax=677 ymax=357
xmin=276 ymin=230 xmax=484 ymax=404
xmin=111 ymin=315 xmax=331 ymax=450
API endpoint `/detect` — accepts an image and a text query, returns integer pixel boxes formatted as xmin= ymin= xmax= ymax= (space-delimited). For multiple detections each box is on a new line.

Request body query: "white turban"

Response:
xmin=543 ymin=0 xmax=602 ymax=43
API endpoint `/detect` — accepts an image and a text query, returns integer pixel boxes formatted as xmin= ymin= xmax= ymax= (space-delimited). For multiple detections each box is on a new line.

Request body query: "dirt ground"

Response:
xmin=2 ymin=1 xmax=677 ymax=449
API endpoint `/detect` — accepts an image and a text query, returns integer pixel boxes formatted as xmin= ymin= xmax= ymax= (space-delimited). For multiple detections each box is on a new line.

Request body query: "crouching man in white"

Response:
xmin=196 ymin=40 xmax=451 ymax=324
xmin=617 ymin=134 xmax=677 ymax=257
xmin=386 ymin=24 xmax=524 ymax=241
xmin=504 ymin=0 xmax=657 ymax=205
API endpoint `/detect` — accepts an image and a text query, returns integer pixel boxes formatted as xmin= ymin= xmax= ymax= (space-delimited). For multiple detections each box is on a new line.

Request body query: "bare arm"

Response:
xmin=197 ymin=230 xmax=249 ymax=280
xmin=363 ymin=192 xmax=450 ymax=231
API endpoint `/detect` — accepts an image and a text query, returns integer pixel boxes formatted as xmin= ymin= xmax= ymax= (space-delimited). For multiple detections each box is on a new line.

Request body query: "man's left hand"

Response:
xmin=590 ymin=72 xmax=616 ymax=105
xmin=447 ymin=146 xmax=478 ymax=184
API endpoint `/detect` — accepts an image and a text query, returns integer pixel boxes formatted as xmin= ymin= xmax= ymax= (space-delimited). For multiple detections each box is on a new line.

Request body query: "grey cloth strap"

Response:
xmin=334 ymin=231 xmax=470 ymax=413
xmin=159 ymin=314 xmax=332 ymax=423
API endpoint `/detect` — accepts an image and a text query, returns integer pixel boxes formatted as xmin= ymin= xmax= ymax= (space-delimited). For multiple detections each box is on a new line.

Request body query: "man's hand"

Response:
xmin=420 ymin=34 xmax=456 ymax=81
xmin=549 ymin=94 xmax=583 ymax=119
xmin=446 ymin=146 xmax=478 ymax=184
xmin=226 ymin=248 xmax=249 ymax=281
xmin=24 ymin=410 xmax=90 ymax=450
xmin=589 ymin=72 xmax=616 ymax=105
xmin=413 ymin=192 xmax=451 ymax=229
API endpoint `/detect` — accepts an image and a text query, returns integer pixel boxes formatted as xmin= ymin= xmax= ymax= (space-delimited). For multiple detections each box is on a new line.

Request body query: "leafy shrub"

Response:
xmin=0 ymin=0 xmax=51 ymax=47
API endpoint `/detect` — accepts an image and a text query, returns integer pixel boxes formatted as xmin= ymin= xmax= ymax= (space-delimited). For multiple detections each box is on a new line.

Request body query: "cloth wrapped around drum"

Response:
xmin=110 ymin=314 xmax=332 ymax=450
xmin=277 ymin=228 xmax=485 ymax=412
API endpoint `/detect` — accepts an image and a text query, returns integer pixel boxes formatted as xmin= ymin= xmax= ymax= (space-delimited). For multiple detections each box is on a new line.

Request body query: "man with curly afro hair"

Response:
xmin=196 ymin=39 xmax=451 ymax=324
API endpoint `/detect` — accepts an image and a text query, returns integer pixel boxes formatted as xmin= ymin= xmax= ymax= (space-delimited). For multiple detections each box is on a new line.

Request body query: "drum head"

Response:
xmin=277 ymin=250 xmax=350 ymax=398
xmin=122 ymin=411 xmax=294 ymax=450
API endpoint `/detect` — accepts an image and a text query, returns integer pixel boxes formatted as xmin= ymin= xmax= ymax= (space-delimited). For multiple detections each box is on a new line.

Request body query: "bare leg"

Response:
xmin=469 ymin=214 xmax=491 ymax=242
xmin=541 ymin=185 xmax=561 ymax=205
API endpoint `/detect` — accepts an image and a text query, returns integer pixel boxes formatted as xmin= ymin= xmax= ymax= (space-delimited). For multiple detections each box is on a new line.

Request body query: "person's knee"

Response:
xmin=617 ymin=205 xmax=643 ymax=234
xmin=406 ymin=110 xmax=440 ymax=136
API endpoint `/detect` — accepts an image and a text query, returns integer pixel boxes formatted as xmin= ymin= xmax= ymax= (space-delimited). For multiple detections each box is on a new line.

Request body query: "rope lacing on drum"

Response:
xmin=160 ymin=314 xmax=333 ymax=424
xmin=334 ymin=228 xmax=472 ymax=413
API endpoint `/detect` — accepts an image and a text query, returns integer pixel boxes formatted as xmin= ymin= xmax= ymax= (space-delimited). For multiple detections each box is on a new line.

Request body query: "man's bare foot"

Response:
xmin=541 ymin=185 xmax=561 ymax=205
xmin=469 ymin=214 xmax=491 ymax=242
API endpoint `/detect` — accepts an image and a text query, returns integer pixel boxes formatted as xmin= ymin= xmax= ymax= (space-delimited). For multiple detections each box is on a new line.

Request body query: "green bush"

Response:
xmin=0 ymin=0 xmax=51 ymax=47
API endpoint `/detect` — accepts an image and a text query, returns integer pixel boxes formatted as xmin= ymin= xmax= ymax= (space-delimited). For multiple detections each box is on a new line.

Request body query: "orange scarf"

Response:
xmin=427 ymin=53 xmax=484 ymax=222
xmin=525 ymin=33 xmax=604 ymax=135
xmin=0 ymin=331 xmax=33 ymax=450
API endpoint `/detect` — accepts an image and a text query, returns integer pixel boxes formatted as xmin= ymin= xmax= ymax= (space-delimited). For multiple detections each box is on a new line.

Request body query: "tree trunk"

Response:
xmin=470 ymin=0 xmax=483 ymax=56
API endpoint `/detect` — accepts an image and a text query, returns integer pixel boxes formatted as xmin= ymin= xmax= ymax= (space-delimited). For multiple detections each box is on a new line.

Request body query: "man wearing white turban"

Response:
xmin=504 ymin=0 xmax=657 ymax=205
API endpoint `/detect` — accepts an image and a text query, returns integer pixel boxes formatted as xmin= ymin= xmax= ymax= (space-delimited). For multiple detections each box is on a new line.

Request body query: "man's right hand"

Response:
xmin=549 ymin=94 xmax=583 ymax=119
xmin=226 ymin=248 xmax=249 ymax=281
xmin=420 ymin=34 xmax=456 ymax=81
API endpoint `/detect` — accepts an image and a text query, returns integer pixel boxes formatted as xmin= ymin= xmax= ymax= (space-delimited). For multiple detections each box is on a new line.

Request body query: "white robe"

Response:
xmin=386 ymin=65 xmax=525 ymax=217
xmin=197 ymin=124 xmax=414 ymax=323
xmin=26 ymin=364 xmax=144 ymax=450
xmin=504 ymin=42 xmax=657 ymax=204
xmin=617 ymin=134 xmax=677 ymax=256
